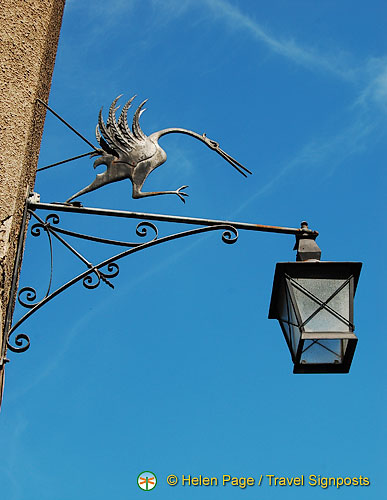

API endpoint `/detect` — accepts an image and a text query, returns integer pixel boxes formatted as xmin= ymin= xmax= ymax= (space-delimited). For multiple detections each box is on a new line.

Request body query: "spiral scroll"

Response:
xmin=7 ymin=333 xmax=31 ymax=353
xmin=135 ymin=221 xmax=158 ymax=241
xmin=31 ymin=213 xmax=60 ymax=236
xmin=83 ymin=262 xmax=120 ymax=289
xmin=17 ymin=214 xmax=57 ymax=308
xmin=18 ymin=286 xmax=39 ymax=308
xmin=221 ymin=226 xmax=238 ymax=244
xmin=81 ymin=222 xmax=157 ymax=289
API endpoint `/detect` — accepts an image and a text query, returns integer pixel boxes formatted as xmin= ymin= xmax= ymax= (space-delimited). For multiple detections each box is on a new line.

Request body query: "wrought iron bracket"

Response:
xmin=2 ymin=192 xmax=320 ymax=364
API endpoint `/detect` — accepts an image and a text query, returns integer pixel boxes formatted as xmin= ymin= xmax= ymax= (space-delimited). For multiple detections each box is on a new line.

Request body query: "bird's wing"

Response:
xmin=106 ymin=95 xmax=130 ymax=148
xmin=96 ymin=95 xmax=157 ymax=163
xmin=96 ymin=107 xmax=123 ymax=154
xmin=132 ymin=99 xmax=148 ymax=141
xmin=96 ymin=95 xmax=149 ymax=156
xmin=117 ymin=95 xmax=138 ymax=146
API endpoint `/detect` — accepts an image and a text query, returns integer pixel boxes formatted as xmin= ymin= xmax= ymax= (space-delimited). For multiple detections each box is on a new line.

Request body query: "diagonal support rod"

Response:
xmin=37 ymin=151 xmax=95 ymax=172
xmin=36 ymin=99 xmax=98 ymax=151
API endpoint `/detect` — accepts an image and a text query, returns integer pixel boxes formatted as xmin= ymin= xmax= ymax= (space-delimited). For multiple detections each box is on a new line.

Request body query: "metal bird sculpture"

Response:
xmin=66 ymin=95 xmax=252 ymax=204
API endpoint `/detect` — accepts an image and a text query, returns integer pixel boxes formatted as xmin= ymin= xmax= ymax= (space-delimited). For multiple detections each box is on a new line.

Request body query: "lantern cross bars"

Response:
xmin=285 ymin=274 xmax=355 ymax=330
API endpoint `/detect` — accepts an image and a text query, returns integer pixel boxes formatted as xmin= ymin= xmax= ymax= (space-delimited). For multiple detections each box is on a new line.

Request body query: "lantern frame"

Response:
xmin=269 ymin=261 xmax=362 ymax=374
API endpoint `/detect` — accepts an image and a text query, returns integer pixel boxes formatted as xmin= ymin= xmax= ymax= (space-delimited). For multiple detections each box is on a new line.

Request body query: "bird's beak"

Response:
xmin=216 ymin=147 xmax=252 ymax=177
xmin=202 ymin=134 xmax=252 ymax=177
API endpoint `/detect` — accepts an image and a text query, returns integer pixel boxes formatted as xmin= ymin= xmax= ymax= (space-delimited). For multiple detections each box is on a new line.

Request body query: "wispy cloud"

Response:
xmin=61 ymin=0 xmax=140 ymax=58
xmin=154 ymin=0 xmax=357 ymax=81
xmin=198 ymin=0 xmax=387 ymax=111
xmin=231 ymin=116 xmax=376 ymax=216
xmin=178 ymin=0 xmax=386 ymax=211
xmin=355 ymin=57 xmax=387 ymax=110
xmin=155 ymin=0 xmax=387 ymax=109
xmin=200 ymin=0 xmax=357 ymax=81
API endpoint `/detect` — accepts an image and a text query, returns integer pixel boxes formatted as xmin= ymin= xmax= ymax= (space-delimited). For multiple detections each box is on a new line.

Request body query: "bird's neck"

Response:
xmin=151 ymin=128 xmax=205 ymax=143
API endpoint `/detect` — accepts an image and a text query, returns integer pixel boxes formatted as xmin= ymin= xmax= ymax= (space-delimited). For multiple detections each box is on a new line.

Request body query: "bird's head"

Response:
xmin=202 ymin=133 xmax=219 ymax=151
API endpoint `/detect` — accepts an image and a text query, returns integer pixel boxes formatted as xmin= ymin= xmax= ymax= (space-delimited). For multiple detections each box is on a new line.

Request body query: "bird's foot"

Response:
xmin=175 ymin=185 xmax=189 ymax=203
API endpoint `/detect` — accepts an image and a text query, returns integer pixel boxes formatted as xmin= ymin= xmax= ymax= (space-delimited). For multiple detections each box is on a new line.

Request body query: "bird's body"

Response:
xmin=66 ymin=95 xmax=251 ymax=203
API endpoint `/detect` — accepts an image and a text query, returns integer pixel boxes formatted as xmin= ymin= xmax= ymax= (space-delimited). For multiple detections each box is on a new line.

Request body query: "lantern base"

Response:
xmin=293 ymin=337 xmax=358 ymax=374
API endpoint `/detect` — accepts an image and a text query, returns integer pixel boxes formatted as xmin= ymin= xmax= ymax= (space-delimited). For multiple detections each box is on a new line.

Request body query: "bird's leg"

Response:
xmin=131 ymin=161 xmax=189 ymax=203
xmin=132 ymin=185 xmax=189 ymax=203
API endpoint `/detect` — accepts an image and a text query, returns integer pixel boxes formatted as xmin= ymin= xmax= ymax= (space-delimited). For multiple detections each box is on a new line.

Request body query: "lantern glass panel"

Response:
xmin=290 ymin=278 xmax=350 ymax=332
xmin=277 ymin=283 xmax=301 ymax=358
xmin=278 ymin=283 xmax=291 ymax=343
xmin=301 ymin=339 xmax=343 ymax=364
xmin=287 ymin=287 xmax=301 ymax=355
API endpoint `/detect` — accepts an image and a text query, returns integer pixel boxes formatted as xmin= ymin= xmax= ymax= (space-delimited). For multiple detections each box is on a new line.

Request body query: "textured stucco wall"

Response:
xmin=0 ymin=0 xmax=66 ymax=398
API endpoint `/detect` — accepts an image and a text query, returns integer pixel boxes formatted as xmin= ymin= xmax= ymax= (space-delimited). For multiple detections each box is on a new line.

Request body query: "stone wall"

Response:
xmin=0 ymin=0 xmax=66 ymax=403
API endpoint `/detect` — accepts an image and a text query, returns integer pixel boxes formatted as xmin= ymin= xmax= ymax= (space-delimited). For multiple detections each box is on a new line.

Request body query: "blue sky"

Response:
xmin=1 ymin=1 xmax=386 ymax=499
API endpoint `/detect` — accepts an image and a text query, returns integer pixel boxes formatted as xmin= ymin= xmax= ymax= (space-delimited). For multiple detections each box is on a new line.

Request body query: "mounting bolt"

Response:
xmin=28 ymin=192 xmax=40 ymax=204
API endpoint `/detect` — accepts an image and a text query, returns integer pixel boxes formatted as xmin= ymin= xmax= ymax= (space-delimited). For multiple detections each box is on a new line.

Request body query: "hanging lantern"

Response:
xmin=269 ymin=261 xmax=362 ymax=373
